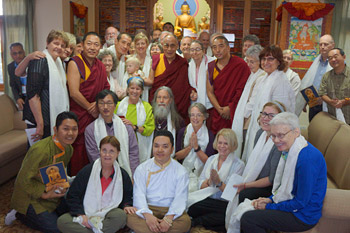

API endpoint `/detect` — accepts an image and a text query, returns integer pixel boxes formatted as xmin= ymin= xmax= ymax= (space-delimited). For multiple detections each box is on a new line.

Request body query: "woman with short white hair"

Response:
xmin=283 ymin=49 xmax=301 ymax=96
xmin=237 ymin=112 xmax=327 ymax=233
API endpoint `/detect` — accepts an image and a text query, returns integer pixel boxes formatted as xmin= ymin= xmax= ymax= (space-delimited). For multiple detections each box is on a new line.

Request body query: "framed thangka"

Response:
xmin=70 ymin=1 xmax=88 ymax=37
xmin=278 ymin=2 xmax=334 ymax=78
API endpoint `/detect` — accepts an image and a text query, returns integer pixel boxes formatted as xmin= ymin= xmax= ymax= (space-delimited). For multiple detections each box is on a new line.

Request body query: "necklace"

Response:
xmin=156 ymin=118 xmax=167 ymax=130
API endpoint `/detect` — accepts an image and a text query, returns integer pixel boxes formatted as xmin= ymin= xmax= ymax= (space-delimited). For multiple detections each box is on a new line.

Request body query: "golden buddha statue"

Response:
xmin=198 ymin=16 xmax=210 ymax=31
xmin=174 ymin=1 xmax=196 ymax=38
xmin=154 ymin=15 xmax=165 ymax=31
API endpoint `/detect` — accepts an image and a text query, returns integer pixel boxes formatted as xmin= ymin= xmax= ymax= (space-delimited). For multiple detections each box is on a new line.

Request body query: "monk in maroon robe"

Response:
xmin=147 ymin=34 xmax=195 ymax=122
xmin=207 ymin=36 xmax=250 ymax=134
xmin=67 ymin=32 xmax=109 ymax=175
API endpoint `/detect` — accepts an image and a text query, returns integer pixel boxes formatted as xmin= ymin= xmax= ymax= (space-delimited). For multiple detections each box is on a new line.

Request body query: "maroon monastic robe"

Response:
xmin=208 ymin=55 xmax=250 ymax=134
xmin=149 ymin=54 xmax=193 ymax=122
xmin=68 ymin=54 xmax=109 ymax=175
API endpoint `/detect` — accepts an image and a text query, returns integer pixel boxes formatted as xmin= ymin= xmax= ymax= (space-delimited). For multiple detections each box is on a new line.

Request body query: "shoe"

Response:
xmin=5 ymin=209 xmax=17 ymax=225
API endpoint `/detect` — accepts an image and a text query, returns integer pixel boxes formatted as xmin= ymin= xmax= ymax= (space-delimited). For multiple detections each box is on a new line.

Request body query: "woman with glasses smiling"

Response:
xmin=232 ymin=45 xmax=265 ymax=159
xmin=242 ymin=45 xmax=295 ymax=163
xmin=175 ymin=103 xmax=215 ymax=192
xmin=188 ymin=40 xmax=215 ymax=109
xmin=226 ymin=101 xmax=285 ymax=232
xmin=239 ymin=112 xmax=327 ymax=233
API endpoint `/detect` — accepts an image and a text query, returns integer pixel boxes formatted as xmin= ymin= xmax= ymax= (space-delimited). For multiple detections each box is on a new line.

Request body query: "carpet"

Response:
xmin=0 ymin=177 xmax=40 ymax=233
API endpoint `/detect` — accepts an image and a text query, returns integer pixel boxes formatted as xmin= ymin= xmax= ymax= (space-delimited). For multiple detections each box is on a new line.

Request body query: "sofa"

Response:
xmin=294 ymin=112 xmax=350 ymax=233
xmin=0 ymin=94 xmax=27 ymax=185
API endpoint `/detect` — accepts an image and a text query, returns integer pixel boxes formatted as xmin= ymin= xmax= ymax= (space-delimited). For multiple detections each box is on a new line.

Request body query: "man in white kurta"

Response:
xmin=127 ymin=130 xmax=191 ymax=233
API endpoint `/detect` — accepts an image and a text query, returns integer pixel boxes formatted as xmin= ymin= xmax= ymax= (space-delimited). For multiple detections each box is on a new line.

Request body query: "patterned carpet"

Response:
xmin=0 ymin=178 xmax=40 ymax=233
xmin=0 ymin=178 xmax=221 ymax=233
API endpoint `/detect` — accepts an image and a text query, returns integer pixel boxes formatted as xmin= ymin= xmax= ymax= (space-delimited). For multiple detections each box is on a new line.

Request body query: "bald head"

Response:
xmin=163 ymin=35 xmax=178 ymax=61
xmin=198 ymin=31 xmax=210 ymax=50
xmin=319 ymin=34 xmax=335 ymax=60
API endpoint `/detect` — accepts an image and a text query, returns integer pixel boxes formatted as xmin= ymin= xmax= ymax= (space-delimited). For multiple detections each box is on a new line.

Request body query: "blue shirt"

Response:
xmin=312 ymin=56 xmax=329 ymax=90
xmin=266 ymin=143 xmax=327 ymax=225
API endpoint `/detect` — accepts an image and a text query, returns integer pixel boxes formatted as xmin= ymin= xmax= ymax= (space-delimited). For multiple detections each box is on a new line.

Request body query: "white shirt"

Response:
xmin=198 ymin=154 xmax=245 ymax=200
xmin=133 ymin=158 xmax=189 ymax=219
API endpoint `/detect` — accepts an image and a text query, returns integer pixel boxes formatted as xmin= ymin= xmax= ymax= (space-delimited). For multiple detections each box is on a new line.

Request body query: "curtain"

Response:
xmin=2 ymin=0 xmax=34 ymax=97
xmin=326 ymin=0 xmax=350 ymax=65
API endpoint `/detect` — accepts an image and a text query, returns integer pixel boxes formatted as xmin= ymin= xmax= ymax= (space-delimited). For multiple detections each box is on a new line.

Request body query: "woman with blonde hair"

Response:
xmin=187 ymin=128 xmax=245 ymax=232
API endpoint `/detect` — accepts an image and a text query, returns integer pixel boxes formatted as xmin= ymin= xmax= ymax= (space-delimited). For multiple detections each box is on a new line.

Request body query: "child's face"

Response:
xmin=126 ymin=61 xmax=139 ymax=74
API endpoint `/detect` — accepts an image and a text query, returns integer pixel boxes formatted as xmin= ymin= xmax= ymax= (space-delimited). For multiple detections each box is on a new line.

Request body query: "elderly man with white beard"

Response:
xmin=151 ymin=86 xmax=184 ymax=156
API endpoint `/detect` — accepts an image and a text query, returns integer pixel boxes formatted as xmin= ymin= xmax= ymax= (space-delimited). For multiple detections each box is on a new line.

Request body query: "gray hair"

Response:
xmin=191 ymin=40 xmax=204 ymax=50
xmin=97 ymin=49 xmax=117 ymax=71
xmin=152 ymin=86 xmax=183 ymax=130
xmin=150 ymin=42 xmax=163 ymax=53
xmin=246 ymin=44 xmax=263 ymax=61
xmin=269 ymin=112 xmax=300 ymax=130
xmin=127 ymin=77 xmax=144 ymax=91
xmin=243 ymin=34 xmax=260 ymax=45
xmin=188 ymin=102 xmax=208 ymax=119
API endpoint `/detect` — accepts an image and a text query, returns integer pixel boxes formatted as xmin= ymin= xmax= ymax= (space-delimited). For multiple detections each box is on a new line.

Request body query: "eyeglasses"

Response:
xmin=98 ymin=101 xmax=114 ymax=106
xmin=190 ymin=48 xmax=202 ymax=52
xmin=260 ymin=111 xmax=276 ymax=119
xmin=261 ymin=57 xmax=276 ymax=62
xmin=190 ymin=113 xmax=203 ymax=118
xmin=270 ymin=130 xmax=292 ymax=140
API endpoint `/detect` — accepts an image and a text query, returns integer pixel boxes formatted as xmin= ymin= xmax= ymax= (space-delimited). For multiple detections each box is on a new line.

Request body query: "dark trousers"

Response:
xmin=309 ymin=104 xmax=322 ymax=122
xmin=238 ymin=186 xmax=272 ymax=204
xmin=188 ymin=197 xmax=228 ymax=232
xmin=16 ymin=204 xmax=61 ymax=233
xmin=241 ymin=209 xmax=315 ymax=233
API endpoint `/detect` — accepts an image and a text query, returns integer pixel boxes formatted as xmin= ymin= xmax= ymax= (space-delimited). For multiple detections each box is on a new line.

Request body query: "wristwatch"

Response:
xmin=215 ymin=181 xmax=223 ymax=188
xmin=194 ymin=145 xmax=201 ymax=152
xmin=134 ymin=125 xmax=139 ymax=132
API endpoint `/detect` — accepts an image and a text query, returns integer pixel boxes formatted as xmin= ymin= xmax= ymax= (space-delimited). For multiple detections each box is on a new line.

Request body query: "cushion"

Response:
xmin=0 ymin=130 xmax=27 ymax=167
xmin=0 ymin=94 xmax=16 ymax=135
xmin=308 ymin=112 xmax=342 ymax=156
xmin=325 ymin=124 xmax=350 ymax=190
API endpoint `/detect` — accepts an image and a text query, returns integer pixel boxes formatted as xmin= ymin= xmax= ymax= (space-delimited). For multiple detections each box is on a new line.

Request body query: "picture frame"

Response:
xmin=279 ymin=6 xmax=333 ymax=79
xmin=70 ymin=1 xmax=88 ymax=37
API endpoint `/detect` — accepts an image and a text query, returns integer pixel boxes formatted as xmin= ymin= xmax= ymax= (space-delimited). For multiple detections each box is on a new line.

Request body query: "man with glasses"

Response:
xmin=102 ymin=26 xmax=119 ymax=49
xmin=148 ymin=34 xmax=196 ymax=122
xmin=318 ymin=48 xmax=350 ymax=124
xmin=295 ymin=34 xmax=335 ymax=120
xmin=207 ymin=36 xmax=250 ymax=134
xmin=8 ymin=42 xmax=26 ymax=110
xmin=85 ymin=89 xmax=139 ymax=177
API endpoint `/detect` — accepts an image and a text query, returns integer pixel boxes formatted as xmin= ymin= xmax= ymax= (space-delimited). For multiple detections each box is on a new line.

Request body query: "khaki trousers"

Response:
xmin=127 ymin=205 xmax=191 ymax=233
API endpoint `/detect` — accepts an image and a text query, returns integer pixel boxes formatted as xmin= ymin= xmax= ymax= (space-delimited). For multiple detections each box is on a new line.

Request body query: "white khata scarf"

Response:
xmin=94 ymin=114 xmax=131 ymax=177
xmin=43 ymin=49 xmax=69 ymax=135
xmin=83 ymin=158 xmax=123 ymax=232
xmin=183 ymin=123 xmax=209 ymax=192
xmin=187 ymin=153 xmax=236 ymax=208
xmin=117 ymin=97 xmax=153 ymax=163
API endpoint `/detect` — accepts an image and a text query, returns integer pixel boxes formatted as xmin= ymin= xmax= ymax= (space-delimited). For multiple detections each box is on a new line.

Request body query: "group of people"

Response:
xmin=7 ymin=20 xmax=347 ymax=233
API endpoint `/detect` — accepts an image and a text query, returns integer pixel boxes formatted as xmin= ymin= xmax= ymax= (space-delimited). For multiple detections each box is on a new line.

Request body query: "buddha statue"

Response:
xmin=198 ymin=16 xmax=210 ymax=31
xmin=174 ymin=0 xmax=196 ymax=38
xmin=154 ymin=15 xmax=165 ymax=31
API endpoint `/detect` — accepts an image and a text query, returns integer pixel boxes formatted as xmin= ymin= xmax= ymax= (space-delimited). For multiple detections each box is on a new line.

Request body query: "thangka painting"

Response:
xmin=70 ymin=1 xmax=88 ymax=37
xmin=278 ymin=3 xmax=334 ymax=78
xmin=288 ymin=17 xmax=322 ymax=63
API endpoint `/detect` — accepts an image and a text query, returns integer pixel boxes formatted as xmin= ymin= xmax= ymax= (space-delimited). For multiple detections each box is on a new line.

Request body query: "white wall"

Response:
xmin=33 ymin=0 xmax=64 ymax=51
